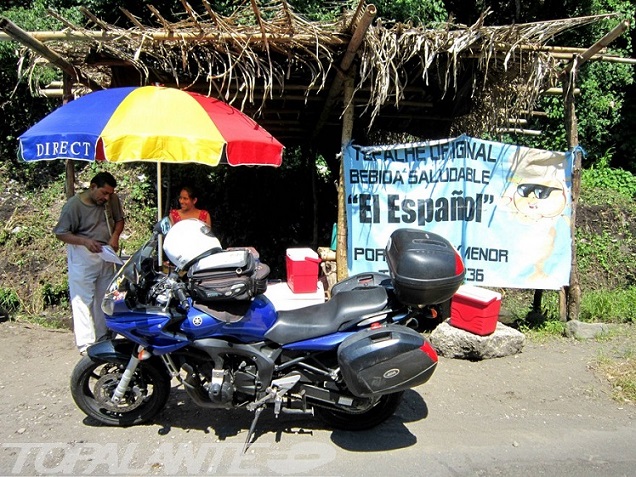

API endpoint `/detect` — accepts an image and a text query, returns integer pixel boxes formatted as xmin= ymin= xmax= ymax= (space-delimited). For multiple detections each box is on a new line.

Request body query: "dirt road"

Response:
xmin=1 ymin=320 xmax=634 ymax=476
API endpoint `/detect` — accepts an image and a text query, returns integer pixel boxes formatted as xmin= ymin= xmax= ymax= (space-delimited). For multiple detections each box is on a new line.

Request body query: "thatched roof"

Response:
xmin=0 ymin=1 xmax=626 ymax=157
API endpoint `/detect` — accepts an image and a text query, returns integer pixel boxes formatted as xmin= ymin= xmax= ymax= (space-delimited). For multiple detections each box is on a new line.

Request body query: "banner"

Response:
xmin=344 ymin=135 xmax=572 ymax=289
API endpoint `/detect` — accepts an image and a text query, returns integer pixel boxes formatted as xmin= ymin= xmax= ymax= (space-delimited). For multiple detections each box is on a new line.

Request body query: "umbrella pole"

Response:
xmin=157 ymin=163 xmax=164 ymax=268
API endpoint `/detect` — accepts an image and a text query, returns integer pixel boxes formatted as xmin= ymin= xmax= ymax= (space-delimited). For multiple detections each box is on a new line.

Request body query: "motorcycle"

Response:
xmin=70 ymin=219 xmax=465 ymax=448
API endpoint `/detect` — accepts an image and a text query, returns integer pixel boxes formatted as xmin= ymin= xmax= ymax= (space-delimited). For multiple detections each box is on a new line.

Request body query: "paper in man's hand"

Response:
xmin=98 ymin=245 xmax=123 ymax=265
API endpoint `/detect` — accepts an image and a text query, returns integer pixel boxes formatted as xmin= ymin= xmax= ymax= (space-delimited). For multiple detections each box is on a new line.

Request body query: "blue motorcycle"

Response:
xmin=70 ymin=220 xmax=464 ymax=446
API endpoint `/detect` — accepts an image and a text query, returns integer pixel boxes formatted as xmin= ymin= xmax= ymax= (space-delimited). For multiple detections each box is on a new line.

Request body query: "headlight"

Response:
xmin=101 ymin=294 xmax=115 ymax=316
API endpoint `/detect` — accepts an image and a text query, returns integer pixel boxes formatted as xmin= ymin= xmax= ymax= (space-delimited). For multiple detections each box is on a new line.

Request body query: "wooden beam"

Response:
xmin=311 ymin=4 xmax=377 ymax=141
xmin=0 ymin=30 xmax=116 ymax=41
xmin=119 ymin=8 xmax=146 ymax=30
xmin=551 ymin=52 xmax=636 ymax=64
xmin=561 ymin=19 xmax=630 ymax=76
xmin=0 ymin=30 xmax=349 ymax=46
xmin=579 ymin=20 xmax=630 ymax=64
xmin=374 ymin=100 xmax=435 ymax=108
xmin=543 ymin=87 xmax=580 ymax=95
xmin=500 ymin=109 xmax=548 ymax=117
xmin=496 ymin=128 xmax=542 ymax=136
xmin=516 ymin=43 xmax=636 ymax=63
xmin=369 ymin=113 xmax=452 ymax=121
xmin=38 ymin=88 xmax=64 ymax=97
xmin=507 ymin=118 xmax=528 ymax=125
xmin=147 ymin=5 xmax=172 ymax=30
xmin=0 ymin=17 xmax=103 ymax=91
xmin=79 ymin=7 xmax=111 ymax=31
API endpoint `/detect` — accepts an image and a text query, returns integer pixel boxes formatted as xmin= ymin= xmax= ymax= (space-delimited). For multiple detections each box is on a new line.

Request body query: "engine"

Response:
xmin=208 ymin=361 xmax=260 ymax=405
xmin=182 ymin=356 xmax=261 ymax=409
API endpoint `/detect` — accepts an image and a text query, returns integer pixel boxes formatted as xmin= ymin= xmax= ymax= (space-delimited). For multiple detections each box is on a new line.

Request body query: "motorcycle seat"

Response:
xmin=264 ymin=286 xmax=388 ymax=345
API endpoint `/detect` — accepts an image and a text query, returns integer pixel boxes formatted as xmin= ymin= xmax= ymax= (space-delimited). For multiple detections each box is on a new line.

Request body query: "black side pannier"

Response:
xmin=337 ymin=324 xmax=438 ymax=398
xmin=187 ymin=249 xmax=269 ymax=301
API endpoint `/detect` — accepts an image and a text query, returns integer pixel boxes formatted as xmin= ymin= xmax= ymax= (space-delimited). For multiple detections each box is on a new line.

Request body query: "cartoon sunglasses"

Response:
xmin=516 ymin=183 xmax=562 ymax=199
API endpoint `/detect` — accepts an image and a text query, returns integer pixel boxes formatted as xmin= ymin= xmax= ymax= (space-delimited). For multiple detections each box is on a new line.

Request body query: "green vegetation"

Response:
xmin=594 ymin=336 xmax=636 ymax=404
xmin=581 ymin=153 xmax=636 ymax=199
xmin=0 ymin=287 xmax=20 ymax=315
xmin=579 ymin=289 xmax=636 ymax=323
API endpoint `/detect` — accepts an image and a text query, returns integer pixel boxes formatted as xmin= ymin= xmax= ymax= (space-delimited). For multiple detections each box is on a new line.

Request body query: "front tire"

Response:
xmin=70 ymin=356 xmax=171 ymax=426
xmin=314 ymin=391 xmax=404 ymax=430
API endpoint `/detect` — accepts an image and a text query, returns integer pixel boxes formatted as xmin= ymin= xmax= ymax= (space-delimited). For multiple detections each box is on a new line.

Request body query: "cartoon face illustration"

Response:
xmin=512 ymin=179 xmax=566 ymax=220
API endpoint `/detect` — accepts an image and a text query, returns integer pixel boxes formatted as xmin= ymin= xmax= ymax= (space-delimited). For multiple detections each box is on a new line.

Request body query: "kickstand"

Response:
xmin=243 ymin=406 xmax=264 ymax=453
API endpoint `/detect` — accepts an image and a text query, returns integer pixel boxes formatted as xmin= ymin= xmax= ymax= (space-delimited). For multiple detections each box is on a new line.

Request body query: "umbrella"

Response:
xmin=19 ymin=85 xmax=283 ymax=167
xmin=18 ymin=85 xmax=283 ymax=220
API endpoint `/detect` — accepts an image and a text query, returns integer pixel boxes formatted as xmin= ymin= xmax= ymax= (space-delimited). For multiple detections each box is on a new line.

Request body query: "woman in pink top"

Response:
xmin=168 ymin=186 xmax=212 ymax=227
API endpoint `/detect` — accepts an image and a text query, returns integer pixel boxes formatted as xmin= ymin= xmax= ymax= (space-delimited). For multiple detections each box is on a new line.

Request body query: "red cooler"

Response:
xmin=286 ymin=248 xmax=321 ymax=293
xmin=450 ymin=285 xmax=501 ymax=336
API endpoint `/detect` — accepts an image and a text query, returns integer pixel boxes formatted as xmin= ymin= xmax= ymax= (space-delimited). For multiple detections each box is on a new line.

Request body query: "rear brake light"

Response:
xmin=454 ymin=251 xmax=465 ymax=275
xmin=420 ymin=340 xmax=438 ymax=362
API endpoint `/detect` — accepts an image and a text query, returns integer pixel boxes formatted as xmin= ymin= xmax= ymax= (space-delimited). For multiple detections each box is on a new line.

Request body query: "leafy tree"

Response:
xmin=370 ymin=0 xmax=447 ymax=25
xmin=0 ymin=0 xmax=84 ymax=187
xmin=446 ymin=1 xmax=635 ymax=171
xmin=522 ymin=1 xmax=634 ymax=170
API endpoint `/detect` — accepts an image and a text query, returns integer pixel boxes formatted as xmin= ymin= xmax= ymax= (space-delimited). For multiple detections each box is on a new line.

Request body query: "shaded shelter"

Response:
xmin=1 ymin=1 xmax=633 ymax=318
xmin=1 ymin=2 xmax=629 ymax=156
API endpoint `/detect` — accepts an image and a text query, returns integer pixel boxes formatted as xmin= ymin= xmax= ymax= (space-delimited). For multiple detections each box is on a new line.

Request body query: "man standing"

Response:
xmin=54 ymin=172 xmax=125 ymax=354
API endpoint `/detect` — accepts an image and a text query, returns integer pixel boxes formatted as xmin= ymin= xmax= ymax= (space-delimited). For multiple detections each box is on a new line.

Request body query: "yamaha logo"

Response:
xmin=192 ymin=316 xmax=203 ymax=326
xmin=383 ymin=368 xmax=400 ymax=379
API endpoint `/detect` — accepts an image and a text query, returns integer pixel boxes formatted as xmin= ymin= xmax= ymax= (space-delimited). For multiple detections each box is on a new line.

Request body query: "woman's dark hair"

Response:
xmin=180 ymin=185 xmax=198 ymax=200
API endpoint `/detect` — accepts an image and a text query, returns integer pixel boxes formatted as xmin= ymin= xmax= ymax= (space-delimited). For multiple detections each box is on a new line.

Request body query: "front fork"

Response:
xmin=110 ymin=345 xmax=151 ymax=404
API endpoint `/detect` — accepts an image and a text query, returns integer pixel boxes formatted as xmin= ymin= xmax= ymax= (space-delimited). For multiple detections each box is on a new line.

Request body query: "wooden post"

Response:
xmin=310 ymin=147 xmax=319 ymax=248
xmin=559 ymin=21 xmax=628 ymax=321
xmin=336 ymin=72 xmax=355 ymax=281
xmin=62 ymin=73 xmax=75 ymax=199
xmin=562 ymin=62 xmax=582 ymax=321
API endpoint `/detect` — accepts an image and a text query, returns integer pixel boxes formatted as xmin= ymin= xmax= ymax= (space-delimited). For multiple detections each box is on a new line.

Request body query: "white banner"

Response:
xmin=344 ymin=135 xmax=572 ymax=289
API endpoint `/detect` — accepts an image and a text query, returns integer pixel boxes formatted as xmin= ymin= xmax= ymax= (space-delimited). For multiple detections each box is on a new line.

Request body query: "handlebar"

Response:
xmin=175 ymin=286 xmax=190 ymax=312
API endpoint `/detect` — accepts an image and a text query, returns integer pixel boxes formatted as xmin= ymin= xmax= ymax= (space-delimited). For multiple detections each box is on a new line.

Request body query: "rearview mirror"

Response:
xmin=154 ymin=216 xmax=171 ymax=235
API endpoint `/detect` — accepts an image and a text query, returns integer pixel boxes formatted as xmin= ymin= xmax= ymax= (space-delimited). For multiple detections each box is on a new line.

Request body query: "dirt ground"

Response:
xmin=0 ymin=320 xmax=634 ymax=477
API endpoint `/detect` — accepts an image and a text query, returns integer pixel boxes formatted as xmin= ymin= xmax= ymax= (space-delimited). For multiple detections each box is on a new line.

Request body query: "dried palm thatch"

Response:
xmin=24 ymin=1 xmax=351 ymax=110
xmin=1 ymin=1 xmax=620 ymax=146
xmin=358 ymin=11 xmax=615 ymax=136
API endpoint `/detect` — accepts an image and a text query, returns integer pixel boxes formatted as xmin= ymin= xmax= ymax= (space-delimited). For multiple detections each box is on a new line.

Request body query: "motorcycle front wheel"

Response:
xmin=314 ymin=391 xmax=404 ymax=430
xmin=70 ymin=356 xmax=171 ymax=426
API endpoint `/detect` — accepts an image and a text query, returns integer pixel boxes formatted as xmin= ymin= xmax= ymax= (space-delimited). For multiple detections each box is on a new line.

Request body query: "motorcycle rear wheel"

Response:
xmin=314 ymin=391 xmax=404 ymax=430
xmin=70 ymin=356 xmax=171 ymax=426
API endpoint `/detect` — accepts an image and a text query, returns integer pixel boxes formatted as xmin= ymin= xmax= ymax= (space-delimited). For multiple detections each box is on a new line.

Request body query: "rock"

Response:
xmin=430 ymin=320 xmax=525 ymax=360
xmin=565 ymin=320 xmax=615 ymax=340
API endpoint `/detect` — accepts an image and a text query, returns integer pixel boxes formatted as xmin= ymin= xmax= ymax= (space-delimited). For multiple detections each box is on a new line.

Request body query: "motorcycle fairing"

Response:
xmin=86 ymin=338 xmax=137 ymax=362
